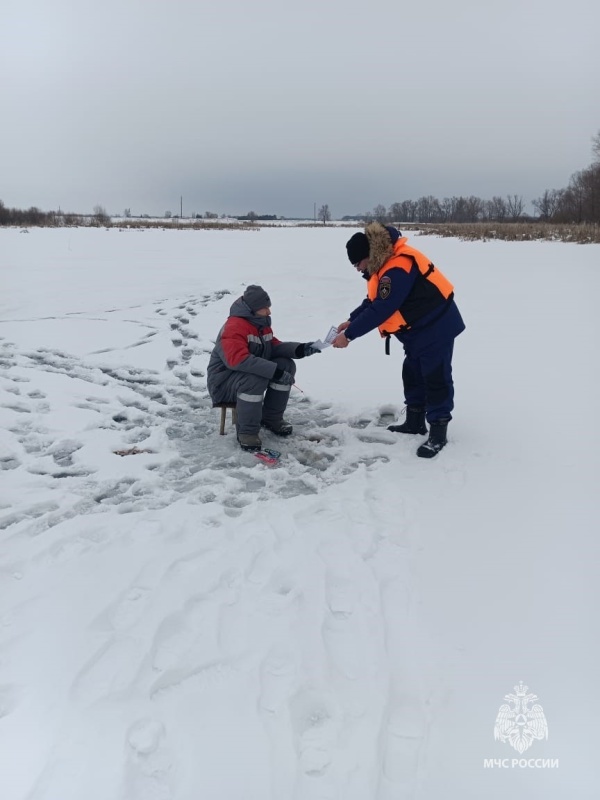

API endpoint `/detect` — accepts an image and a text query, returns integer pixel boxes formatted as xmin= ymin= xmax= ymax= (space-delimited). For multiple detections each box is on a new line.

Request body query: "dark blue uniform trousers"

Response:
xmin=402 ymin=339 xmax=455 ymax=423
xmin=397 ymin=298 xmax=464 ymax=423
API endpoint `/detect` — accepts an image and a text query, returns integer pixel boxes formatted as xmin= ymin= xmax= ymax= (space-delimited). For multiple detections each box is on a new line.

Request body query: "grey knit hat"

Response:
xmin=243 ymin=285 xmax=271 ymax=312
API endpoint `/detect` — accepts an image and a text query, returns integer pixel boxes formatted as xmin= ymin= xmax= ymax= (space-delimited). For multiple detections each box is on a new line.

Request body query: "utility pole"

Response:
xmin=314 ymin=202 xmax=316 ymax=222
xmin=180 ymin=196 xmax=183 ymax=218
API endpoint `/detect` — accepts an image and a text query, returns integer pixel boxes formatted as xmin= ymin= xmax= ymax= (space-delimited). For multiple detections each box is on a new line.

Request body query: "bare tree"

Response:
xmin=415 ymin=196 xmax=438 ymax=222
xmin=447 ymin=197 xmax=466 ymax=222
xmin=533 ymin=189 xmax=561 ymax=220
xmin=592 ymin=130 xmax=600 ymax=163
xmin=485 ymin=196 xmax=508 ymax=221
xmin=568 ymin=165 xmax=600 ymax=222
xmin=318 ymin=204 xmax=331 ymax=225
xmin=388 ymin=202 xmax=404 ymax=223
xmin=372 ymin=204 xmax=388 ymax=222
xmin=93 ymin=205 xmax=110 ymax=226
xmin=388 ymin=201 xmax=418 ymax=224
xmin=400 ymin=199 xmax=417 ymax=223
xmin=565 ymin=176 xmax=586 ymax=223
xmin=439 ymin=197 xmax=451 ymax=222
xmin=505 ymin=195 xmax=524 ymax=221
xmin=581 ymin=163 xmax=600 ymax=222
xmin=465 ymin=196 xmax=484 ymax=222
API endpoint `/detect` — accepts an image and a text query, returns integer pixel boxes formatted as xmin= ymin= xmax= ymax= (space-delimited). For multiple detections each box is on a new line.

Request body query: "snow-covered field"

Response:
xmin=1 ymin=226 xmax=599 ymax=800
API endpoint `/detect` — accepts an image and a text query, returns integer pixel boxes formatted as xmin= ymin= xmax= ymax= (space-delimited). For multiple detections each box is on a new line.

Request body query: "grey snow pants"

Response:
xmin=217 ymin=357 xmax=296 ymax=435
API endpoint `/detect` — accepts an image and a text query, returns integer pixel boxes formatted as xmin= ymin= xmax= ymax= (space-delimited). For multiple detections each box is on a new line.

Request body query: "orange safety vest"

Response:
xmin=367 ymin=238 xmax=454 ymax=336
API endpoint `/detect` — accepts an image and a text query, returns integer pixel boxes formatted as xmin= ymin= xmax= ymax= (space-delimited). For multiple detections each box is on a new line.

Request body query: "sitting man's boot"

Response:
xmin=388 ymin=406 xmax=427 ymax=435
xmin=416 ymin=419 xmax=449 ymax=458
xmin=262 ymin=418 xmax=293 ymax=436
xmin=237 ymin=432 xmax=262 ymax=451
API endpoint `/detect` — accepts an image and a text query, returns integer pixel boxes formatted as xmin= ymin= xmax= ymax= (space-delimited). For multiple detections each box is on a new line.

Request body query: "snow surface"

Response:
xmin=1 ymin=226 xmax=599 ymax=800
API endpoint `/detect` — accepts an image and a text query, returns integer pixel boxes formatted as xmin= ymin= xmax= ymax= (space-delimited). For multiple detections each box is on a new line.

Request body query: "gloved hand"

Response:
xmin=273 ymin=367 xmax=295 ymax=385
xmin=295 ymin=342 xmax=321 ymax=358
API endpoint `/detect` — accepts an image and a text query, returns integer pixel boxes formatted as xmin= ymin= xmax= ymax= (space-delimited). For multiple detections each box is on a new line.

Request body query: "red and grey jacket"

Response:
xmin=207 ymin=297 xmax=300 ymax=400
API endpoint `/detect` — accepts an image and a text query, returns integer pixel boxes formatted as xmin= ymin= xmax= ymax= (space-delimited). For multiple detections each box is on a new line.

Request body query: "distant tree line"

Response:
xmin=235 ymin=211 xmax=279 ymax=221
xmin=0 ymin=201 xmax=110 ymax=227
xmin=531 ymin=131 xmax=600 ymax=222
xmin=351 ymin=194 xmax=528 ymax=225
xmin=349 ymin=130 xmax=600 ymax=226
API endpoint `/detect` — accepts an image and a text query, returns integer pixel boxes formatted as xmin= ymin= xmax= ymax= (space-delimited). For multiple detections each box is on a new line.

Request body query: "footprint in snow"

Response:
xmin=322 ymin=577 xmax=363 ymax=681
xmin=0 ymin=501 xmax=60 ymax=531
xmin=0 ymin=455 xmax=21 ymax=471
xmin=91 ymin=586 xmax=154 ymax=633
xmin=48 ymin=438 xmax=83 ymax=467
xmin=150 ymin=605 xmax=206 ymax=672
xmin=123 ymin=718 xmax=175 ymax=800
xmin=289 ymin=689 xmax=339 ymax=780
xmin=0 ymin=685 xmax=20 ymax=719
xmin=72 ymin=637 xmax=141 ymax=705
xmin=380 ymin=703 xmax=426 ymax=789
xmin=259 ymin=646 xmax=297 ymax=714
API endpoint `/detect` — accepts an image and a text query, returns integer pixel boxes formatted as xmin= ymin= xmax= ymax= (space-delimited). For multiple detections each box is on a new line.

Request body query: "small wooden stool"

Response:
xmin=213 ymin=402 xmax=237 ymax=435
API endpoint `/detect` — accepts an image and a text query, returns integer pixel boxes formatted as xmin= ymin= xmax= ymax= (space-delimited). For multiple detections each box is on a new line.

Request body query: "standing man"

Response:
xmin=207 ymin=285 xmax=320 ymax=451
xmin=333 ymin=223 xmax=465 ymax=458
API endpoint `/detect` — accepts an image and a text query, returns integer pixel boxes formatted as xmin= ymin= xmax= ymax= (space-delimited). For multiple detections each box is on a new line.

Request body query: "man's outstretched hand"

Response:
xmin=302 ymin=342 xmax=321 ymax=357
xmin=332 ymin=332 xmax=350 ymax=349
xmin=294 ymin=342 xmax=321 ymax=358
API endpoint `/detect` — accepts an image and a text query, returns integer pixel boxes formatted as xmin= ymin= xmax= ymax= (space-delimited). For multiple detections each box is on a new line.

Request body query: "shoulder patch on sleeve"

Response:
xmin=379 ymin=275 xmax=392 ymax=300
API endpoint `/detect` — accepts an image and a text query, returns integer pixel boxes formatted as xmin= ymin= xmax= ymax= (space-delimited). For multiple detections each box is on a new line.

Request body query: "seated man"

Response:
xmin=207 ymin=285 xmax=319 ymax=451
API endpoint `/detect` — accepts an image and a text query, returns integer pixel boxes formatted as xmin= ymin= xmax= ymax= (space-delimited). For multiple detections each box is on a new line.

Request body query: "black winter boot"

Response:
xmin=262 ymin=418 xmax=293 ymax=436
xmin=237 ymin=432 xmax=262 ymax=451
xmin=416 ymin=420 xmax=449 ymax=458
xmin=388 ymin=407 xmax=427 ymax=435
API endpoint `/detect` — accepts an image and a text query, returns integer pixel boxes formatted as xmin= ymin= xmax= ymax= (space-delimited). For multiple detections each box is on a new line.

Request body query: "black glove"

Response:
xmin=294 ymin=342 xmax=321 ymax=358
xmin=273 ymin=367 xmax=295 ymax=385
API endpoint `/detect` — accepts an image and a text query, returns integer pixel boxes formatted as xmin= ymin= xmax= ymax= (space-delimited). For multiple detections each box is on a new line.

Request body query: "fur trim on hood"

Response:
xmin=364 ymin=222 xmax=396 ymax=276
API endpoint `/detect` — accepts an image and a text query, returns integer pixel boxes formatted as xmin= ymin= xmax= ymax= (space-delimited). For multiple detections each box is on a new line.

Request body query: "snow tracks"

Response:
xmin=0 ymin=294 xmax=433 ymax=799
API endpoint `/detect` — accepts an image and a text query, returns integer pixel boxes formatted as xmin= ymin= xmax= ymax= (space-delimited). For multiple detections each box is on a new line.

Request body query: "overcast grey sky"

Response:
xmin=2 ymin=0 xmax=598 ymax=218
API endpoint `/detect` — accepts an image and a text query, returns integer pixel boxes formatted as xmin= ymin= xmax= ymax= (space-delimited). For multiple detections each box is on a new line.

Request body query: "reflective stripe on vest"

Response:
xmin=367 ymin=239 xmax=454 ymax=335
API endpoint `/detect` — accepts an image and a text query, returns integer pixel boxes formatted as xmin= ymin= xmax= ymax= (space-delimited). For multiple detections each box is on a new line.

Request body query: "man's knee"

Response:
xmin=217 ymin=373 xmax=268 ymax=404
xmin=273 ymin=357 xmax=296 ymax=376
xmin=237 ymin=374 xmax=269 ymax=397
